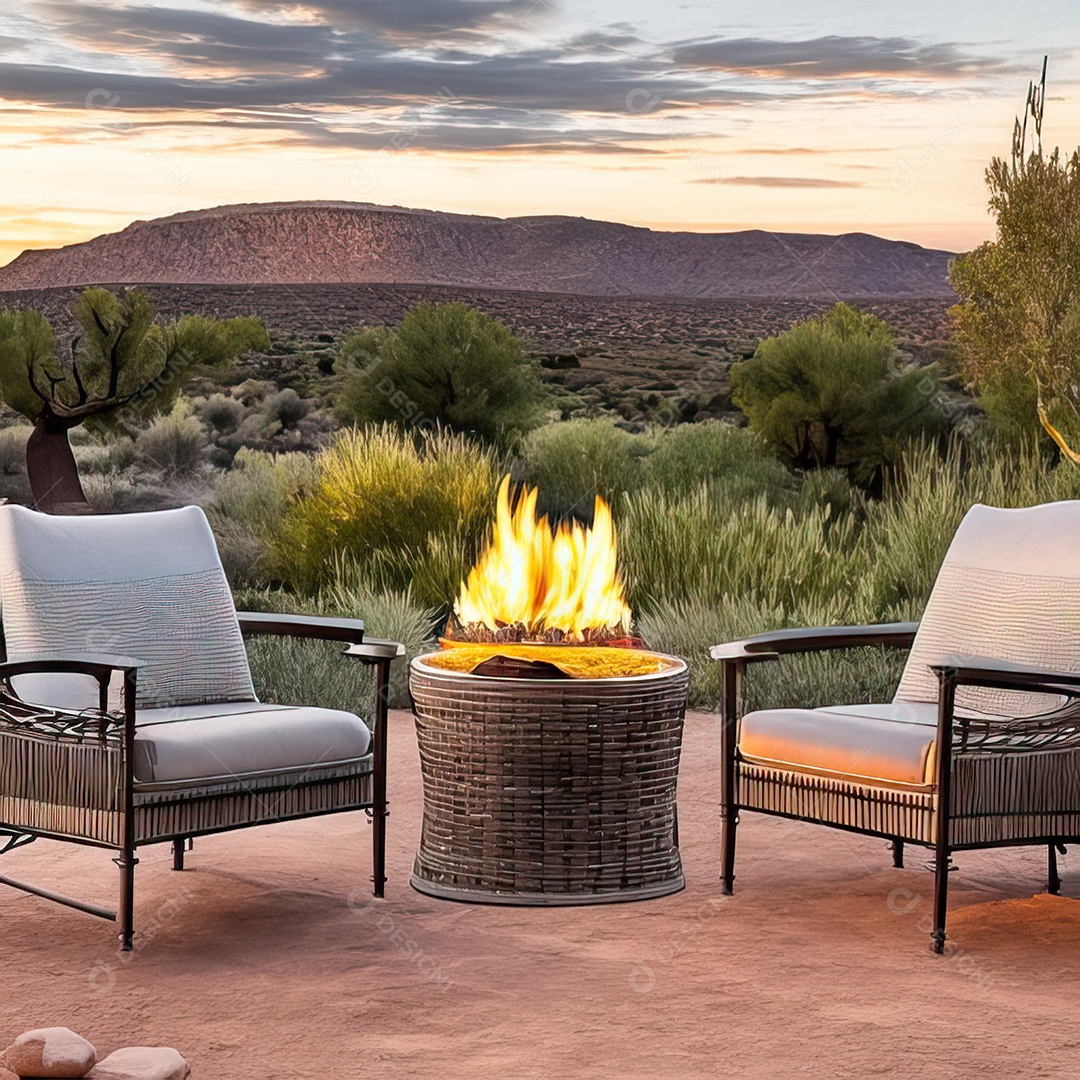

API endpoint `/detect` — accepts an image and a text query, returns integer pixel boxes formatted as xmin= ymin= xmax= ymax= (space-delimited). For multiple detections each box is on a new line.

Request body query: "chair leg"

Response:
xmin=1049 ymin=844 xmax=1063 ymax=895
xmin=720 ymin=660 xmax=741 ymax=896
xmin=891 ymin=840 xmax=905 ymax=868
xmin=720 ymin=810 xmax=738 ymax=895
xmin=371 ymin=657 xmax=390 ymax=899
xmin=171 ymin=837 xmax=187 ymax=872
xmin=931 ymin=853 xmax=951 ymax=954
xmin=114 ymin=847 xmax=138 ymax=952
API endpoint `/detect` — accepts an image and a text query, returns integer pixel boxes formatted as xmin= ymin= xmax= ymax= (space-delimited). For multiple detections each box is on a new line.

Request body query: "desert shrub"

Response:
xmin=197 ymin=393 xmax=244 ymax=434
xmin=193 ymin=382 xmax=334 ymax=466
xmin=72 ymin=431 xmax=137 ymax=475
xmin=80 ymin=471 xmax=208 ymax=514
xmin=237 ymin=583 xmax=436 ymax=710
xmin=208 ymin=448 xmax=319 ymax=588
xmin=730 ymin=302 xmax=946 ymax=486
xmin=264 ymin=388 xmax=310 ymax=427
xmin=276 ymin=425 xmax=502 ymax=606
xmin=320 ymin=578 xmax=438 ymax=707
xmin=519 ymin=418 xmax=649 ymax=520
xmin=335 ymin=302 xmax=547 ymax=446
xmin=134 ymin=403 xmax=212 ymax=480
xmin=0 ymin=423 xmax=31 ymax=504
xmin=794 ymin=466 xmax=863 ymax=519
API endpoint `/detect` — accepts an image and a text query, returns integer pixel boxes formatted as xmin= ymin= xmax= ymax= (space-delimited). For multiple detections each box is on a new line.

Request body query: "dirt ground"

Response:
xmin=1 ymin=710 xmax=1078 ymax=1079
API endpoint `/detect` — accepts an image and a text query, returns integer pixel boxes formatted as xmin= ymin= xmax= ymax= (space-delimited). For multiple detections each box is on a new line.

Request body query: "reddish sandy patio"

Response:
xmin=1 ymin=709 xmax=1078 ymax=1079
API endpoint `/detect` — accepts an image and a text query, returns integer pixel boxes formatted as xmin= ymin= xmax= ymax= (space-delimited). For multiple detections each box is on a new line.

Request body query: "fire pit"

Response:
xmin=409 ymin=478 xmax=689 ymax=904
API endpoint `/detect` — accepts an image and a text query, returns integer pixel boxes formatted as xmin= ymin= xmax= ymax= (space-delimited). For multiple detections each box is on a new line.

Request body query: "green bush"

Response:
xmin=730 ymin=302 xmax=946 ymax=486
xmin=642 ymin=421 xmax=790 ymax=499
xmin=949 ymin=70 xmax=1080 ymax=449
xmin=335 ymin=302 xmax=547 ymax=446
xmin=276 ymin=425 xmax=502 ymax=606
xmin=519 ymin=418 xmax=649 ymax=520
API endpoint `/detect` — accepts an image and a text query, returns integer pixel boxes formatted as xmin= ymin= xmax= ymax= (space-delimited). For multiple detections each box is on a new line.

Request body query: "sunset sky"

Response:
xmin=0 ymin=1 xmax=1078 ymax=268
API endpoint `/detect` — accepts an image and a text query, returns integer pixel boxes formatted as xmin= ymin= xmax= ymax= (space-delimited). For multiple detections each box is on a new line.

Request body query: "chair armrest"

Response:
xmin=344 ymin=639 xmax=406 ymax=663
xmin=0 ymin=654 xmax=145 ymax=739
xmin=0 ymin=653 xmax=145 ymax=683
xmin=710 ymin=622 xmax=919 ymax=662
xmin=932 ymin=656 xmax=1080 ymax=697
xmin=236 ymin=611 xmax=365 ymax=645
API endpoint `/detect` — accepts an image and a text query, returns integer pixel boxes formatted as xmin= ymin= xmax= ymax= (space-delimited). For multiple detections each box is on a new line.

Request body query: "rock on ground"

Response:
xmin=3 ymin=1028 xmax=97 ymax=1078
xmin=85 ymin=1048 xmax=189 ymax=1080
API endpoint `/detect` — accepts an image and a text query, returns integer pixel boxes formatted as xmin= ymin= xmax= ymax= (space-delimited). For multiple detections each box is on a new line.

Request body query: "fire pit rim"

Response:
xmin=410 ymin=648 xmax=687 ymax=686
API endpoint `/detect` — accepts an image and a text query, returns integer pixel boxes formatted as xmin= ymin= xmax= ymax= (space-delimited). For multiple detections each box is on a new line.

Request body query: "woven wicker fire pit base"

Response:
xmin=409 ymin=652 xmax=689 ymax=905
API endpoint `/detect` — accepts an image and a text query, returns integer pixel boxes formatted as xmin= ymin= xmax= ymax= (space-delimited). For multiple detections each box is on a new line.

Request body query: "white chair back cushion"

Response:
xmin=896 ymin=500 xmax=1080 ymax=718
xmin=0 ymin=505 xmax=255 ymax=710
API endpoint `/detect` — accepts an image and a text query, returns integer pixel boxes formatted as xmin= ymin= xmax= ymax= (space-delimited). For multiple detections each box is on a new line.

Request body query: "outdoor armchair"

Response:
xmin=711 ymin=500 xmax=1080 ymax=952
xmin=0 ymin=504 xmax=403 ymax=950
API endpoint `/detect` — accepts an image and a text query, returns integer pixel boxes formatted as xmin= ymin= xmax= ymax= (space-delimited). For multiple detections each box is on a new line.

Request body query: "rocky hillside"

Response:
xmin=0 ymin=202 xmax=955 ymax=298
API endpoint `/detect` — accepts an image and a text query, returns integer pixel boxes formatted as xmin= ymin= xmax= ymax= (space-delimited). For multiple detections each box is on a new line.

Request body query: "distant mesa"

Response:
xmin=0 ymin=201 xmax=956 ymax=299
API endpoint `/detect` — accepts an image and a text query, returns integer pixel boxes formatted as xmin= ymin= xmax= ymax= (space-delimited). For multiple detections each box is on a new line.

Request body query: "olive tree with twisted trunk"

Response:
xmin=0 ymin=289 xmax=268 ymax=512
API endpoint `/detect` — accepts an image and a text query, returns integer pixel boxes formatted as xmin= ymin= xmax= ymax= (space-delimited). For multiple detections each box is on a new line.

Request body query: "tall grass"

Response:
xmin=620 ymin=484 xmax=862 ymax=613
xmin=237 ymin=580 xmax=437 ymax=711
xmin=208 ymin=448 xmax=319 ymax=588
xmin=209 ymin=415 xmax=1080 ymax=714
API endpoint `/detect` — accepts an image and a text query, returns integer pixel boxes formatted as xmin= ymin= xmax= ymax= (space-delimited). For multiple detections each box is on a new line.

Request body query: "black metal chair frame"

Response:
xmin=0 ymin=612 xmax=402 ymax=950
xmin=714 ymin=623 xmax=1080 ymax=952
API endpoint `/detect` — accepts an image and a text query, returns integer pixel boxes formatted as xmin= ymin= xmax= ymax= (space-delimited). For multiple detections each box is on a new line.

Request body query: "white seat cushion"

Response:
xmin=739 ymin=703 xmax=938 ymax=789
xmin=133 ymin=703 xmax=373 ymax=786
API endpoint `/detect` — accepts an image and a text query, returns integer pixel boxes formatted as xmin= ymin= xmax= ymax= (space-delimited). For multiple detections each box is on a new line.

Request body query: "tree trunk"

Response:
xmin=25 ymin=418 xmax=92 ymax=514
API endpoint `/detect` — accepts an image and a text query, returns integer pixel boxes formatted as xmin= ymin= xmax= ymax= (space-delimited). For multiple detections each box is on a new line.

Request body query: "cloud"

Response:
xmin=234 ymin=0 xmax=547 ymax=42
xmin=697 ymin=176 xmax=865 ymax=188
xmin=672 ymin=35 xmax=1007 ymax=80
xmin=0 ymin=8 xmax=1015 ymax=161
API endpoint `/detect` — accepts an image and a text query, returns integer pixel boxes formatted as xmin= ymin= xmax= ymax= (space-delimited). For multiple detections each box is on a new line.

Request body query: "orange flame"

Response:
xmin=454 ymin=476 xmax=632 ymax=640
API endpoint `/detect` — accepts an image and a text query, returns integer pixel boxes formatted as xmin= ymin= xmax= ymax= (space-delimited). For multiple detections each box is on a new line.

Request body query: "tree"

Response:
xmin=730 ymin=302 xmax=944 ymax=487
xmin=0 ymin=288 xmax=268 ymax=511
xmin=949 ymin=58 xmax=1080 ymax=451
xmin=334 ymin=302 xmax=546 ymax=445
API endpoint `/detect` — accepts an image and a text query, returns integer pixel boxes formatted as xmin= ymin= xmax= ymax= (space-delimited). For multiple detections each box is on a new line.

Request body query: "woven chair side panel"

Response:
xmin=410 ymin=664 xmax=688 ymax=896
xmin=738 ymin=764 xmax=938 ymax=844
xmin=950 ymin=749 xmax=1080 ymax=846
xmin=134 ymin=772 xmax=373 ymax=844
xmin=0 ymin=797 xmax=122 ymax=846
xmin=0 ymin=731 xmax=123 ymax=808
